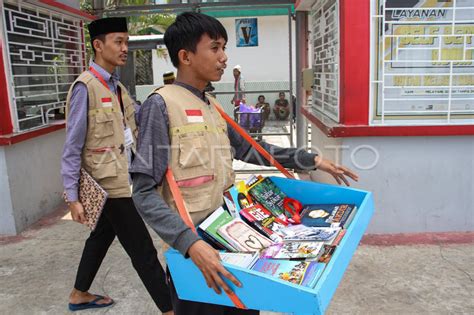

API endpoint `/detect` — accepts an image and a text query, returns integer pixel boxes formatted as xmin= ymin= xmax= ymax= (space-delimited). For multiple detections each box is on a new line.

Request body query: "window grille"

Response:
xmin=310 ymin=0 xmax=340 ymax=123
xmin=371 ymin=0 xmax=474 ymax=125
xmin=2 ymin=1 xmax=85 ymax=131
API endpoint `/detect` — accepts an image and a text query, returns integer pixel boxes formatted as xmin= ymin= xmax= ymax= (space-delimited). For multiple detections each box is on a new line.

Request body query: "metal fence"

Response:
xmin=2 ymin=1 xmax=85 ymax=132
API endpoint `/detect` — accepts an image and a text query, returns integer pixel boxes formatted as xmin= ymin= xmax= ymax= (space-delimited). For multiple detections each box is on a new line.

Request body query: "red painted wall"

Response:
xmin=0 ymin=41 xmax=13 ymax=135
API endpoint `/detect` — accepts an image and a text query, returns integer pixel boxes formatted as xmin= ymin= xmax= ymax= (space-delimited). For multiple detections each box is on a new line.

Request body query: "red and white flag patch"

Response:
xmin=185 ymin=109 xmax=204 ymax=123
xmin=101 ymin=97 xmax=113 ymax=108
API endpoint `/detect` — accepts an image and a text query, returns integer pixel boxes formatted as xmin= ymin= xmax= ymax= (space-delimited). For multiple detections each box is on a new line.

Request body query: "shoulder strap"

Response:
xmin=166 ymin=99 xmax=296 ymax=310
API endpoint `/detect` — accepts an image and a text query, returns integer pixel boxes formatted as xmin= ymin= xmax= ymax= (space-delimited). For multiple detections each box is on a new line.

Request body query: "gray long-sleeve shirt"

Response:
xmin=130 ymin=82 xmax=317 ymax=257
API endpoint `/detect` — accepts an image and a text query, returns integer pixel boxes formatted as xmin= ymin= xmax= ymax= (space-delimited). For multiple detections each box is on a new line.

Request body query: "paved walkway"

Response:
xmin=1 ymin=120 xmax=473 ymax=314
xmin=1 ymin=212 xmax=473 ymax=314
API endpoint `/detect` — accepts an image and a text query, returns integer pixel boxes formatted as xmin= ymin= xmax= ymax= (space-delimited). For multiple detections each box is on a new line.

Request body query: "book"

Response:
xmin=217 ymin=219 xmax=273 ymax=252
xmin=239 ymin=204 xmax=287 ymax=242
xmin=280 ymin=225 xmax=341 ymax=243
xmin=223 ymin=190 xmax=239 ymax=218
xmin=248 ymin=177 xmax=288 ymax=220
xmin=63 ymin=168 xmax=107 ymax=231
xmin=318 ymin=245 xmax=337 ymax=263
xmin=198 ymin=207 xmax=236 ymax=251
xmin=251 ymin=258 xmax=325 ymax=288
xmin=300 ymin=204 xmax=356 ymax=228
xmin=219 ymin=252 xmax=259 ymax=268
xmin=331 ymin=229 xmax=346 ymax=246
xmin=260 ymin=241 xmax=324 ymax=260
xmin=235 ymin=181 xmax=255 ymax=210
xmin=343 ymin=206 xmax=358 ymax=229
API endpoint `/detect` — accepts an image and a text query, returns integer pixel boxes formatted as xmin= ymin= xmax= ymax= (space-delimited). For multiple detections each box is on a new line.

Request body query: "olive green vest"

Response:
xmin=151 ymin=85 xmax=235 ymax=225
xmin=65 ymin=71 xmax=138 ymax=198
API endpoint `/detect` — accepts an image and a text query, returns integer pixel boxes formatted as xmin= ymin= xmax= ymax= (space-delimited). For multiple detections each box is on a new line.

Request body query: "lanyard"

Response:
xmin=89 ymin=66 xmax=113 ymax=92
xmin=89 ymin=66 xmax=126 ymax=124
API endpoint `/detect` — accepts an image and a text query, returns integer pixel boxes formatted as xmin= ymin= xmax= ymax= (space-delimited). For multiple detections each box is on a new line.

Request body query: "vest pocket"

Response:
xmin=178 ymin=134 xmax=210 ymax=168
xmin=89 ymin=153 xmax=117 ymax=179
xmin=181 ymin=179 xmax=214 ymax=213
xmin=94 ymin=113 xmax=114 ymax=138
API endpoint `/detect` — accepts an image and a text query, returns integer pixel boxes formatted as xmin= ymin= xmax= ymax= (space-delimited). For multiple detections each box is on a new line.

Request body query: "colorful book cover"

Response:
xmin=260 ymin=241 xmax=324 ymax=260
xmin=217 ymin=219 xmax=273 ymax=252
xmin=251 ymin=258 xmax=324 ymax=287
xmin=342 ymin=206 xmax=358 ymax=229
xmin=331 ymin=229 xmax=346 ymax=246
xmin=318 ymin=245 xmax=336 ymax=263
xmin=239 ymin=204 xmax=287 ymax=241
xmin=236 ymin=181 xmax=254 ymax=210
xmin=198 ymin=207 xmax=236 ymax=251
xmin=280 ymin=225 xmax=341 ymax=243
xmin=300 ymin=204 xmax=356 ymax=228
xmin=223 ymin=190 xmax=239 ymax=218
xmin=219 ymin=252 xmax=259 ymax=268
xmin=248 ymin=177 xmax=287 ymax=220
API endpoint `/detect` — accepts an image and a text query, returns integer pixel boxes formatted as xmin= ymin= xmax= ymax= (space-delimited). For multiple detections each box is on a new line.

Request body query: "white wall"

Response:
xmin=0 ymin=147 xmax=16 ymax=235
xmin=310 ymin=127 xmax=474 ymax=233
xmin=0 ymin=130 xmax=65 ymax=235
xmin=151 ymin=15 xmax=296 ymax=86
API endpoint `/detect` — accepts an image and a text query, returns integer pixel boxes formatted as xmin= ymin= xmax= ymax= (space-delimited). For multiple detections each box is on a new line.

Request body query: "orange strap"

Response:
xmin=165 ymin=102 xmax=299 ymax=310
xmin=165 ymin=169 xmax=247 ymax=309
xmin=214 ymin=105 xmax=295 ymax=179
xmin=165 ymin=168 xmax=196 ymax=233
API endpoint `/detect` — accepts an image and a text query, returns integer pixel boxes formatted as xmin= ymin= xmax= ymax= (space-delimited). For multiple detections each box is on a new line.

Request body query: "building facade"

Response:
xmin=296 ymin=0 xmax=474 ymax=233
xmin=0 ymin=0 xmax=92 ymax=234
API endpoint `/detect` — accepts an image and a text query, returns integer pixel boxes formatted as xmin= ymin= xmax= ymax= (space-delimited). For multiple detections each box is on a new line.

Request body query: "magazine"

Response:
xmin=260 ymin=241 xmax=324 ymax=260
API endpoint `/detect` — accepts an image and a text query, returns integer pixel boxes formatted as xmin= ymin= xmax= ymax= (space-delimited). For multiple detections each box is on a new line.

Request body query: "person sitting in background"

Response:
xmin=255 ymin=95 xmax=270 ymax=120
xmin=163 ymin=71 xmax=175 ymax=85
xmin=273 ymin=91 xmax=290 ymax=120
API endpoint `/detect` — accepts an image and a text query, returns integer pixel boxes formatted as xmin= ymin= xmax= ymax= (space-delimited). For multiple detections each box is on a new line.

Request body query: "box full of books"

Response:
xmin=165 ymin=176 xmax=374 ymax=315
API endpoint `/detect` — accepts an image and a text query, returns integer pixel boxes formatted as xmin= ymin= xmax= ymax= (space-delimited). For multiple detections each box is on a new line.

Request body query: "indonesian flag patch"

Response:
xmin=101 ymin=97 xmax=113 ymax=107
xmin=185 ymin=109 xmax=204 ymax=123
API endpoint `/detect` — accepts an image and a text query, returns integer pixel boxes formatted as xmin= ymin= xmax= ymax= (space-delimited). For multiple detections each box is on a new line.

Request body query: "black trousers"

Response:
xmin=167 ymin=267 xmax=259 ymax=315
xmin=74 ymin=197 xmax=172 ymax=312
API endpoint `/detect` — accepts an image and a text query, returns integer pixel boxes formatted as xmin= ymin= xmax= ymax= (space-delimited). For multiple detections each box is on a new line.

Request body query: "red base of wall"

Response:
xmin=302 ymin=107 xmax=474 ymax=137
xmin=0 ymin=123 xmax=65 ymax=146
xmin=361 ymin=232 xmax=474 ymax=246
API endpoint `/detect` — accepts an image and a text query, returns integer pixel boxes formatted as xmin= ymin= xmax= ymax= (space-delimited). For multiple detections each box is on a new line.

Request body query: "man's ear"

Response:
xmin=178 ymin=49 xmax=192 ymax=66
xmin=93 ymin=39 xmax=103 ymax=53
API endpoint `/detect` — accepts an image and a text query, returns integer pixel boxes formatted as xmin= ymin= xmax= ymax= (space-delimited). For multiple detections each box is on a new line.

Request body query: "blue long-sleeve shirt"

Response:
xmin=61 ymin=61 xmax=122 ymax=202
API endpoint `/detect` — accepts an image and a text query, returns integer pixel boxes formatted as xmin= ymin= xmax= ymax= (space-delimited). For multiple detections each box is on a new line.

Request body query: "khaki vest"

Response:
xmin=65 ymin=71 xmax=138 ymax=198
xmin=152 ymin=85 xmax=235 ymax=225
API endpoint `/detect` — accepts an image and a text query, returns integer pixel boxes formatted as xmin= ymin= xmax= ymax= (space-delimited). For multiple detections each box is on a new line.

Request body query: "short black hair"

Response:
xmin=90 ymin=34 xmax=106 ymax=55
xmin=279 ymin=91 xmax=286 ymax=96
xmin=164 ymin=12 xmax=228 ymax=68
xmin=258 ymin=95 xmax=265 ymax=100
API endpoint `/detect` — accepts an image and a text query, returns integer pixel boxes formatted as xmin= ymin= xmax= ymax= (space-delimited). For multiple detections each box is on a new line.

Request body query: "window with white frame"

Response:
xmin=310 ymin=0 xmax=340 ymax=123
xmin=2 ymin=1 xmax=85 ymax=131
xmin=371 ymin=0 xmax=474 ymax=125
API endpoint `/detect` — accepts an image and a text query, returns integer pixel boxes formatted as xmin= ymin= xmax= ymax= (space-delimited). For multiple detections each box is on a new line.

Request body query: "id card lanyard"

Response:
xmin=89 ymin=66 xmax=126 ymax=126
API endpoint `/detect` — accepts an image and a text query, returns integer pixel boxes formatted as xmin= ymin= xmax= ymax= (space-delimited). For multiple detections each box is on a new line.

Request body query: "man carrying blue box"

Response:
xmin=130 ymin=12 xmax=358 ymax=315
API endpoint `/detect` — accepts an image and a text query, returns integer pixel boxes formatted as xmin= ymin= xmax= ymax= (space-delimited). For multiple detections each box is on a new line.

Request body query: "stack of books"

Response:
xmin=196 ymin=175 xmax=358 ymax=289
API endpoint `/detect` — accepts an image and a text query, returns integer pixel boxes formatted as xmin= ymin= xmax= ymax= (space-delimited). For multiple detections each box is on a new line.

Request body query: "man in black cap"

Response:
xmin=163 ymin=71 xmax=176 ymax=85
xmin=61 ymin=17 xmax=173 ymax=313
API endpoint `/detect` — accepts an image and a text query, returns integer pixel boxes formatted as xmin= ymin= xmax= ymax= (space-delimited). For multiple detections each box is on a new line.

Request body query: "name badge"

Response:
xmin=124 ymin=127 xmax=134 ymax=148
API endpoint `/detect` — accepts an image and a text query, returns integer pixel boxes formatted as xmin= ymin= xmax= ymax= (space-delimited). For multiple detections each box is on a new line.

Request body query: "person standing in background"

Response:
xmin=231 ymin=64 xmax=246 ymax=120
xmin=163 ymin=71 xmax=176 ymax=85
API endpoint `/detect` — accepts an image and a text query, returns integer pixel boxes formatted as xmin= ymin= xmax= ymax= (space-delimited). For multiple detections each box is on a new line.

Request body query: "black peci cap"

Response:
xmin=88 ymin=17 xmax=128 ymax=39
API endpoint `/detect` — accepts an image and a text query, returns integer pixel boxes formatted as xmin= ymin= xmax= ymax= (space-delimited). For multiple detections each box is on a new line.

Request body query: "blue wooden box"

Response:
xmin=165 ymin=177 xmax=374 ymax=315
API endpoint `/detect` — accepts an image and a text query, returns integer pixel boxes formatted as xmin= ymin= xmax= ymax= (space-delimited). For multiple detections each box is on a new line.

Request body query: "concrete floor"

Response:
xmin=1 ymin=121 xmax=473 ymax=314
xmin=1 ymin=211 xmax=473 ymax=315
